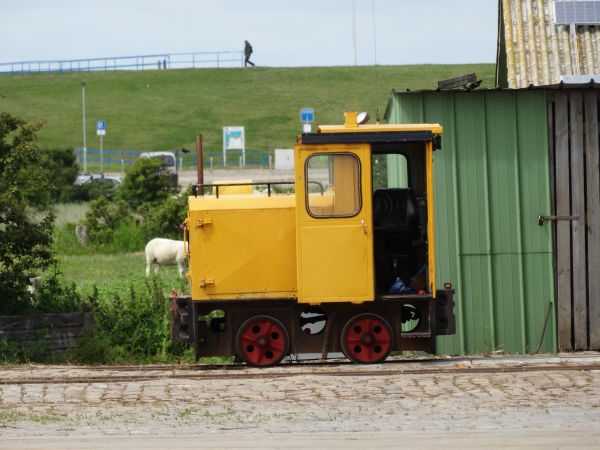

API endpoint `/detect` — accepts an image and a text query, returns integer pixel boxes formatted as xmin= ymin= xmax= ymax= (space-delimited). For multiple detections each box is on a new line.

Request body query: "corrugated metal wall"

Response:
xmin=387 ymin=90 xmax=556 ymax=355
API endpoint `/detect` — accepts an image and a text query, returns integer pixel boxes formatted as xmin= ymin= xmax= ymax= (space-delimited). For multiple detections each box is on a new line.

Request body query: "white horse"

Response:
xmin=145 ymin=238 xmax=187 ymax=277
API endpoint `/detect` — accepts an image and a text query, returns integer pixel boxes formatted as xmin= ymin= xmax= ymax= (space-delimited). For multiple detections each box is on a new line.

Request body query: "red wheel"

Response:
xmin=341 ymin=313 xmax=393 ymax=364
xmin=235 ymin=315 xmax=289 ymax=367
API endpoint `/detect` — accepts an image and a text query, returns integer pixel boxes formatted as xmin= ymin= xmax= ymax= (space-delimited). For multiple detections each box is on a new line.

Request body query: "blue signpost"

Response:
xmin=300 ymin=108 xmax=314 ymax=123
xmin=96 ymin=120 xmax=106 ymax=173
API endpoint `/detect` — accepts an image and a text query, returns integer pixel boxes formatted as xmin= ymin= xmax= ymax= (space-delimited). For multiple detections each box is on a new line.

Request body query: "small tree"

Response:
xmin=119 ymin=157 xmax=177 ymax=210
xmin=40 ymin=148 xmax=79 ymax=203
xmin=0 ymin=113 xmax=54 ymax=314
xmin=83 ymin=196 xmax=130 ymax=246
xmin=141 ymin=188 xmax=190 ymax=241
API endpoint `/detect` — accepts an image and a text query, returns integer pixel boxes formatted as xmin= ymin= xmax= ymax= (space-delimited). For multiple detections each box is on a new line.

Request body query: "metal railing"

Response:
xmin=0 ymin=51 xmax=244 ymax=74
xmin=74 ymin=147 xmax=274 ymax=173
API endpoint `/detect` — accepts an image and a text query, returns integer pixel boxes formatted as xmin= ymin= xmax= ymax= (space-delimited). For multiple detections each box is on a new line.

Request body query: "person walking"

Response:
xmin=244 ymin=40 xmax=255 ymax=67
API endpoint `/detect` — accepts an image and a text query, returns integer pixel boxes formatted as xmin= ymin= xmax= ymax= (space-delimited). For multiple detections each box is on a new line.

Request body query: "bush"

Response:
xmin=30 ymin=258 xmax=87 ymax=314
xmin=67 ymin=278 xmax=191 ymax=364
xmin=17 ymin=148 xmax=79 ymax=206
xmin=82 ymin=197 xmax=146 ymax=252
xmin=119 ymin=157 xmax=178 ymax=210
xmin=0 ymin=113 xmax=55 ymax=315
xmin=71 ymin=179 xmax=119 ymax=202
xmin=83 ymin=197 xmax=131 ymax=246
xmin=0 ymin=337 xmax=54 ymax=364
xmin=140 ymin=188 xmax=190 ymax=241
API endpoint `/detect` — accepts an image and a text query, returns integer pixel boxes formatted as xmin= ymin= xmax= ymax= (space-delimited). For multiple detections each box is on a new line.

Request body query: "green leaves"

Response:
xmin=0 ymin=113 xmax=55 ymax=314
xmin=118 ymin=157 xmax=177 ymax=210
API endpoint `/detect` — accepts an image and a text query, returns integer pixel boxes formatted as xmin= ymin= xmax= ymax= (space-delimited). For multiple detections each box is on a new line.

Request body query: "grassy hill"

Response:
xmin=0 ymin=64 xmax=494 ymax=153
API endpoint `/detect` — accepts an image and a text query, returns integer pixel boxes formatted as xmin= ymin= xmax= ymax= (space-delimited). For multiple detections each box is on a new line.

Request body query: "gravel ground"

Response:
xmin=1 ymin=354 xmax=600 ymax=449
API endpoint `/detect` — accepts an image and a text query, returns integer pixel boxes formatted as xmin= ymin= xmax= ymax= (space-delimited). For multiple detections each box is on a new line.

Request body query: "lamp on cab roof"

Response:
xmin=356 ymin=111 xmax=370 ymax=125
xmin=344 ymin=111 xmax=370 ymax=127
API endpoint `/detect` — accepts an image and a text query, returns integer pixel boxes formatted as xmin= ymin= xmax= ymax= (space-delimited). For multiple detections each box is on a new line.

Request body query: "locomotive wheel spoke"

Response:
xmin=340 ymin=313 xmax=393 ymax=364
xmin=235 ymin=315 xmax=290 ymax=367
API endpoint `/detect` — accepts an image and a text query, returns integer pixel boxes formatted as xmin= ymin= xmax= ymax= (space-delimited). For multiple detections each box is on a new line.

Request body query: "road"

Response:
xmin=1 ymin=354 xmax=599 ymax=449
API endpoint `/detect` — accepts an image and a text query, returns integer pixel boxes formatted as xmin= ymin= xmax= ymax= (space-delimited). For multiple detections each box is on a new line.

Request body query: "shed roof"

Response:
xmin=383 ymin=82 xmax=600 ymax=121
xmin=496 ymin=0 xmax=600 ymax=88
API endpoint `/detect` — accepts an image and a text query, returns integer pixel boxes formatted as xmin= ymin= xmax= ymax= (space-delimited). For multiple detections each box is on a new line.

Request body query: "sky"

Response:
xmin=1 ymin=0 xmax=499 ymax=67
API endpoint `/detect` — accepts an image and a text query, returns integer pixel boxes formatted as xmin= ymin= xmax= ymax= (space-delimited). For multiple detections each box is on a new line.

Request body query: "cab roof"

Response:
xmin=301 ymin=123 xmax=443 ymax=145
xmin=300 ymin=115 xmax=443 ymax=145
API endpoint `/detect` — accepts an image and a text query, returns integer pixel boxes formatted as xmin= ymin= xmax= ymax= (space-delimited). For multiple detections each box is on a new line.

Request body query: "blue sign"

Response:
xmin=96 ymin=120 xmax=106 ymax=135
xmin=300 ymin=108 xmax=314 ymax=123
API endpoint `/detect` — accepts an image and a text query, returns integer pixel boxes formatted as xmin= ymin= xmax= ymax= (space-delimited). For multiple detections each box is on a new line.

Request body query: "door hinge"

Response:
xmin=538 ymin=215 xmax=579 ymax=226
xmin=199 ymin=278 xmax=215 ymax=288
xmin=196 ymin=217 xmax=212 ymax=227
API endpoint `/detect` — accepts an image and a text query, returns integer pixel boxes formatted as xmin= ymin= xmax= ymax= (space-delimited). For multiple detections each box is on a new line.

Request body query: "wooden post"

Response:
xmin=555 ymin=93 xmax=572 ymax=351
xmin=569 ymin=92 xmax=587 ymax=350
xmin=585 ymin=92 xmax=600 ymax=349
xmin=196 ymin=134 xmax=204 ymax=196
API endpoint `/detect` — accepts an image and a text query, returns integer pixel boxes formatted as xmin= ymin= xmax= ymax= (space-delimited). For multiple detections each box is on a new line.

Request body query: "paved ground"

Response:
xmin=1 ymin=354 xmax=599 ymax=449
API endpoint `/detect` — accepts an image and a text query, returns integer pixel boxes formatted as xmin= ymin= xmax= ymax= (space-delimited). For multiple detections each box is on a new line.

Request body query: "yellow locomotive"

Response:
xmin=172 ymin=112 xmax=455 ymax=366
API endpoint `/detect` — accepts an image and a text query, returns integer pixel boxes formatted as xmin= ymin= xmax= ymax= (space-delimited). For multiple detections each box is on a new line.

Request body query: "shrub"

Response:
xmin=0 ymin=113 xmax=55 ymax=315
xmin=71 ymin=179 xmax=119 ymax=202
xmin=67 ymin=278 xmax=191 ymax=364
xmin=83 ymin=197 xmax=131 ymax=246
xmin=0 ymin=337 xmax=54 ymax=364
xmin=140 ymin=188 xmax=190 ymax=241
xmin=118 ymin=157 xmax=177 ymax=210
xmin=30 ymin=258 xmax=87 ymax=314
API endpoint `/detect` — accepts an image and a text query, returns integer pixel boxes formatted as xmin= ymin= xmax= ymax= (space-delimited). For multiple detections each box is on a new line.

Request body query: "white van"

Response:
xmin=140 ymin=151 xmax=178 ymax=184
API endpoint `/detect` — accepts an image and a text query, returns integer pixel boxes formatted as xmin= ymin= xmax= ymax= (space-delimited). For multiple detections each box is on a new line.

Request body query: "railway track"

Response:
xmin=2 ymin=355 xmax=599 ymax=385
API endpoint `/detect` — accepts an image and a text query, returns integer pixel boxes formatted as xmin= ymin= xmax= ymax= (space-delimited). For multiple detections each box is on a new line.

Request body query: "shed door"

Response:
xmin=295 ymin=144 xmax=374 ymax=304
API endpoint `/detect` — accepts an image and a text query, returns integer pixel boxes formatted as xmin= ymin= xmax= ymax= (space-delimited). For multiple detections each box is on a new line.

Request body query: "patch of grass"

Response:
xmin=0 ymin=65 xmax=495 ymax=153
xmin=52 ymin=202 xmax=89 ymax=226
xmin=0 ymin=410 xmax=25 ymax=427
xmin=29 ymin=411 xmax=69 ymax=424
xmin=55 ymin=253 xmax=185 ymax=298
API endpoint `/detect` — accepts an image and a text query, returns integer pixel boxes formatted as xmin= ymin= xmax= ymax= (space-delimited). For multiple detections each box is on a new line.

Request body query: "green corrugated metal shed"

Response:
xmin=385 ymin=90 xmax=556 ymax=355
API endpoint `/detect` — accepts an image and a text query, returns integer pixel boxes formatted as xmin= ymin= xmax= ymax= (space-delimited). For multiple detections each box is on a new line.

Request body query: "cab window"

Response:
xmin=372 ymin=153 xmax=408 ymax=190
xmin=306 ymin=153 xmax=361 ymax=217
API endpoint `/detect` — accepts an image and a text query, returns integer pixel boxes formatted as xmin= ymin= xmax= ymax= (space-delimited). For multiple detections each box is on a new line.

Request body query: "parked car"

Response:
xmin=74 ymin=173 xmax=122 ymax=186
xmin=73 ymin=174 xmax=122 ymax=201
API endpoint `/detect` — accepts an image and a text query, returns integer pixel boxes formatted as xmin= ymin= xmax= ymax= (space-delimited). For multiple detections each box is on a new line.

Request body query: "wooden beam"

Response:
xmin=585 ymin=92 xmax=600 ymax=350
xmin=438 ymin=73 xmax=480 ymax=91
xmin=569 ymin=92 xmax=588 ymax=350
xmin=555 ymin=93 xmax=572 ymax=351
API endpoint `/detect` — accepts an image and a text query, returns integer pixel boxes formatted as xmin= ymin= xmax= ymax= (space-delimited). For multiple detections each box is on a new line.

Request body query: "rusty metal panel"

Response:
xmin=387 ymin=90 xmax=556 ymax=355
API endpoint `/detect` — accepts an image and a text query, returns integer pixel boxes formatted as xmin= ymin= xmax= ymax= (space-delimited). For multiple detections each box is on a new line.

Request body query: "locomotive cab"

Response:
xmin=173 ymin=112 xmax=455 ymax=366
xmin=296 ymin=114 xmax=440 ymax=304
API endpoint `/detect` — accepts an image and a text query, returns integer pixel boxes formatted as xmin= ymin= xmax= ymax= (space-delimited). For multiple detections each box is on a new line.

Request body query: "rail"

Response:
xmin=192 ymin=181 xmax=324 ymax=198
xmin=73 ymin=147 xmax=276 ymax=172
xmin=0 ymin=50 xmax=244 ymax=74
xmin=2 ymin=358 xmax=599 ymax=385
